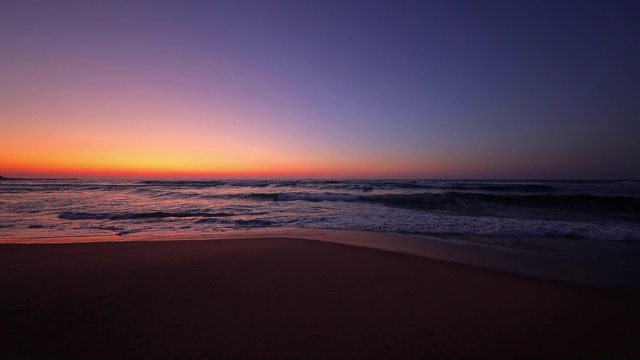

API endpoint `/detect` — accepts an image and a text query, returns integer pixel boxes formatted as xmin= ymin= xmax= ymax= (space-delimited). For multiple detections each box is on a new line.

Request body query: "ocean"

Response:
xmin=2 ymin=178 xmax=639 ymax=288
xmin=1 ymin=179 xmax=638 ymax=240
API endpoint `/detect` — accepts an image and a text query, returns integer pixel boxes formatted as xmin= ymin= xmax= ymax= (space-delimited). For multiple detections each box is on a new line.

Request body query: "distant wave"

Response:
xmin=366 ymin=192 xmax=640 ymax=213
xmin=236 ymin=191 xmax=640 ymax=215
xmin=240 ymin=192 xmax=357 ymax=202
xmin=444 ymin=184 xmax=557 ymax=192
xmin=130 ymin=179 xmax=562 ymax=192
xmin=151 ymin=179 xmax=634 ymax=195
xmin=59 ymin=211 xmax=235 ymax=220
xmin=234 ymin=219 xmax=273 ymax=227
xmin=137 ymin=180 xmax=227 ymax=187
xmin=6 ymin=179 xmax=638 ymax=196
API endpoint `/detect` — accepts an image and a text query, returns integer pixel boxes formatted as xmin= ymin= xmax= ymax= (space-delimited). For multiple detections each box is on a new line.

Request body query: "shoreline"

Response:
xmin=1 ymin=236 xmax=638 ymax=359
xmin=3 ymin=228 xmax=639 ymax=290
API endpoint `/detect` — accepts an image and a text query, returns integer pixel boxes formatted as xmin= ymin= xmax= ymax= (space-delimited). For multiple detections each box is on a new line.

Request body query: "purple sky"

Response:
xmin=1 ymin=0 xmax=639 ymax=179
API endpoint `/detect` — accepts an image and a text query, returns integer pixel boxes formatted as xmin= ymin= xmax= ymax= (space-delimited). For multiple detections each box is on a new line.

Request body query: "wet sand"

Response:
xmin=1 ymin=237 xmax=639 ymax=359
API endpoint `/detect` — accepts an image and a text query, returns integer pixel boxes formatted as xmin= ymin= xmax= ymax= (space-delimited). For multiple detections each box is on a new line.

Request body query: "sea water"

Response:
xmin=2 ymin=179 xmax=639 ymax=288
xmin=1 ymin=179 xmax=638 ymax=241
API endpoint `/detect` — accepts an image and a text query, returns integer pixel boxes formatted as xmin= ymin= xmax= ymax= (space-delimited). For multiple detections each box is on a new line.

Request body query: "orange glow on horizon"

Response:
xmin=0 ymin=75 xmax=471 ymax=180
xmin=1 ymin=145 xmax=459 ymax=180
xmin=0 ymin=157 xmax=452 ymax=180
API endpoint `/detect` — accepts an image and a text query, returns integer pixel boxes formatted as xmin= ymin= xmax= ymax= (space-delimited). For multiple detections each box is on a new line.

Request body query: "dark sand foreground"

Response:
xmin=1 ymin=237 xmax=639 ymax=359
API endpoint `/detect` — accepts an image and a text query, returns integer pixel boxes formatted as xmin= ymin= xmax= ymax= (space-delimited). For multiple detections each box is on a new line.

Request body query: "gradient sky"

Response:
xmin=1 ymin=0 xmax=639 ymax=179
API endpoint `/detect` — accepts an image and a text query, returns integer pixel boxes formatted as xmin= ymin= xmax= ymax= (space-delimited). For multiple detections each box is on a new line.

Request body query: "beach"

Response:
xmin=1 ymin=236 xmax=639 ymax=359
xmin=3 ymin=0 xmax=639 ymax=357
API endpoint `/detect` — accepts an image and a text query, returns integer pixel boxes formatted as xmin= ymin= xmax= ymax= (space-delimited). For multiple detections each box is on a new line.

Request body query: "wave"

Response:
xmin=364 ymin=192 xmax=639 ymax=213
xmin=346 ymin=181 xmax=556 ymax=192
xmin=277 ymin=193 xmax=358 ymax=202
xmin=116 ymin=229 xmax=144 ymax=236
xmin=59 ymin=211 xmax=235 ymax=220
xmin=132 ymin=179 xmax=558 ymax=192
xmin=226 ymin=181 xmax=271 ymax=187
xmin=444 ymin=184 xmax=557 ymax=192
xmin=8 ymin=179 xmax=639 ymax=198
xmin=237 ymin=191 xmax=640 ymax=215
xmin=137 ymin=180 xmax=227 ymax=187
xmin=240 ymin=192 xmax=358 ymax=202
xmin=137 ymin=180 xmax=272 ymax=188
xmin=241 ymin=193 xmax=281 ymax=201
xmin=234 ymin=219 xmax=273 ymax=227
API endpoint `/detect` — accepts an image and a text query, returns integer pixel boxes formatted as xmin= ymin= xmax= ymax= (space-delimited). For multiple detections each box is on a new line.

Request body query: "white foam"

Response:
xmin=296 ymin=205 xmax=640 ymax=242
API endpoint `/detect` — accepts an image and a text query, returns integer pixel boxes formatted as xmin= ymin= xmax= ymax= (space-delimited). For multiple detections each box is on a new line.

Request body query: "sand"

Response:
xmin=1 ymin=237 xmax=639 ymax=359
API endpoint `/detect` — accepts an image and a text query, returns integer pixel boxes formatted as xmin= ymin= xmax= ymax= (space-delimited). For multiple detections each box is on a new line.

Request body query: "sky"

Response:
xmin=1 ymin=0 xmax=639 ymax=179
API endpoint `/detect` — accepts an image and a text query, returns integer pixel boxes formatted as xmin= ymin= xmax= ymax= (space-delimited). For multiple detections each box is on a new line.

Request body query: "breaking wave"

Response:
xmin=236 ymin=191 xmax=640 ymax=215
xmin=59 ymin=211 xmax=235 ymax=220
